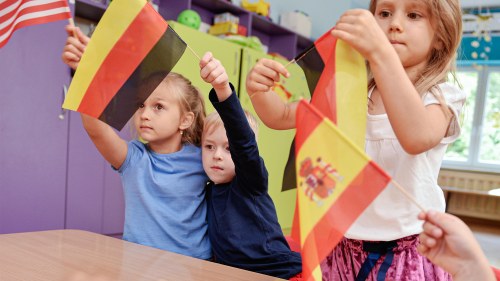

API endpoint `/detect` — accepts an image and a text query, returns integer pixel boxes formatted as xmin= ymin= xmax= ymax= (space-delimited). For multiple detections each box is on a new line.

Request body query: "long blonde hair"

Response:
xmin=368 ymin=0 xmax=462 ymax=116
xmin=165 ymin=73 xmax=206 ymax=146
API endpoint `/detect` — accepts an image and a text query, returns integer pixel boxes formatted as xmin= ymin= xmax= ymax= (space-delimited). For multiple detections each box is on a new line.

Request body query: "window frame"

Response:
xmin=442 ymin=63 xmax=500 ymax=173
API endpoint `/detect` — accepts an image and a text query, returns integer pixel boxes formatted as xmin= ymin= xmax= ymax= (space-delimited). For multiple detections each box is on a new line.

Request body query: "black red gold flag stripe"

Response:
xmin=63 ymin=0 xmax=186 ymax=130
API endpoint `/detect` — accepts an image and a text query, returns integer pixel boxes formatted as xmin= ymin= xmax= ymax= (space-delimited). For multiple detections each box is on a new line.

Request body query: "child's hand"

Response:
xmin=417 ymin=211 xmax=495 ymax=280
xmin=330 ymin=9 xmax=391 ymax=64
xmin=200 ymin=52 xmax=231 ymax=99
xmin=62 ymin=25 xmax=90 ymax=70
xmin=245 ymin=58 xmax=289 ymax=98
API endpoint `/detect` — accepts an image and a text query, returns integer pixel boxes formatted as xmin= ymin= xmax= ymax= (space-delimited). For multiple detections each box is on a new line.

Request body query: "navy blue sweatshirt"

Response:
xmin=207 ymin=88 xmax=302 ymax=279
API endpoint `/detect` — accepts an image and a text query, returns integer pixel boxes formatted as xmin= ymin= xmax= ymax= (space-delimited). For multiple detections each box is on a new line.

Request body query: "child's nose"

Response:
xmin=213 ymin=149 xmax=223 ymax=160
xmin=389 ymin=14 xmax=404 ymax=32
xmin=140 ymin=107 xmax=151 ymax=120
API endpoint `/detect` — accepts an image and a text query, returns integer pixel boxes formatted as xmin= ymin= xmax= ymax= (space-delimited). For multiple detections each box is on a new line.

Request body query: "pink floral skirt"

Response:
xmin=320 ymin=235 xmax=451 ymax=281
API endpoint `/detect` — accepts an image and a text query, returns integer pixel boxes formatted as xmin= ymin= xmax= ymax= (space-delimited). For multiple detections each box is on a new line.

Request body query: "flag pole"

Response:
xmin=391 ymin=179 xmax=426 ymax=212
xmin=284 ymin=58 xmax=296 ymax=68
xmin=284 ymin=44 xmax=315 ymax=68
xmin=186 ymin=44 xmax=201 ymax=61
xmin=68 ymin=17 xmax=78 ymax=39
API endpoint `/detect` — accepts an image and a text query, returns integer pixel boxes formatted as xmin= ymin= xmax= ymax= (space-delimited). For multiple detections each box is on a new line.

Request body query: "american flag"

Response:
xmin=1 ymin=0 xmax=71 ymax=48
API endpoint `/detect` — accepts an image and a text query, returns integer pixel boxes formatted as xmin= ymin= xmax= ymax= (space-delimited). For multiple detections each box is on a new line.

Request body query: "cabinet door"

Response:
xmin=167 ymin=21 xmax=241 ymax=113
xmin=101 ymin=128 xmax=129 ymax=235
xmin=239 ymin=48 xmax=310 ymax=233
xmin=0 ymin=23 xmax=70 ymax=233
xmin=66 ymin=113 xmax=128 ymax=235
xmin=65 ymin=112 xmax=106 ymax=233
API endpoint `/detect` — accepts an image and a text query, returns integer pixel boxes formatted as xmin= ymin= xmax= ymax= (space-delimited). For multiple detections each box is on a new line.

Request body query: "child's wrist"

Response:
xmin=213 ymin=83 xmax=230 ymax=92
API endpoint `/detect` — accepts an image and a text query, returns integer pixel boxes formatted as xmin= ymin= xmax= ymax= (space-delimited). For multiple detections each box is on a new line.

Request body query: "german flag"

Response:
xmin=292 ymin=100 xmax=391 ymax=281
xmin=282 ymin=29 xmax=367 ymax=191
xmin=63 ymin=0 xmax=186 ymax=130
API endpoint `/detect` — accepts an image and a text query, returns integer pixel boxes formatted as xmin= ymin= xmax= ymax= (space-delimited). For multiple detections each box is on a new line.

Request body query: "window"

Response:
xmin=443 ymin=65 xmax=500 ymax=172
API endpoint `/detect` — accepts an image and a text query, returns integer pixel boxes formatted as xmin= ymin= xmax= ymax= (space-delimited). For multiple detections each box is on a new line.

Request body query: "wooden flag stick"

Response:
xmin=284 ymin=45 xmax=315 ymax=69
xmin=391 ymin=179 xmax=426 ymax=212
xmin=284 ymin=58 xmax=296 ymax=69
xmin=186 ymin=44 xmax=201 ymax=61
xmin=68 ymin=17 xmax=78 ymax=39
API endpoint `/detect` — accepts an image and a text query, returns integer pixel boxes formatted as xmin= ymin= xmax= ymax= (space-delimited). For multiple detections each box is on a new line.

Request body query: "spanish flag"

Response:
xmin=293 ymin=100 xmax=391 ymax=281
xmin=63 ymin=0 xmax=186 ymax=130
xmin=282 ymin=29 xmax=367 ymax=191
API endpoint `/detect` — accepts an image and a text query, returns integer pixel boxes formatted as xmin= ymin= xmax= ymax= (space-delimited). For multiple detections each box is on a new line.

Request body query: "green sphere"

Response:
xmin=177 ymin=9 xmax=201 ymax=30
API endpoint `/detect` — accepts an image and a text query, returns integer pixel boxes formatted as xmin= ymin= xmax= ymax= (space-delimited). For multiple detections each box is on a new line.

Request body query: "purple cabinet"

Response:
xmin=0 ymin=21 xmax=125 ymax=235
xmin=65 ymin=113 xmax=126 ymax=235
xmin=0 ymin=22 xmax=70 ymax=233
xmin=65 ymin=112 xmax=106 ymax=233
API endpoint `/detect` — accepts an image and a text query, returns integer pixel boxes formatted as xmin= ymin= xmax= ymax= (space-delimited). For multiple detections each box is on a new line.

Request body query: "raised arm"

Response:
xmin=200 ymin=52 xmax=267 ymax=194
xmin=62 ymin=25 xmax=127 ymax=169
xmin=332 ymin=9 xmax=452 ymax=154
xmin=199 ymin=52 xmax=232 ymax=101
xmin=245 ymin=58 xmax=298 ymax=130
xmin=80 ymin=114 xmax=128 ymax=169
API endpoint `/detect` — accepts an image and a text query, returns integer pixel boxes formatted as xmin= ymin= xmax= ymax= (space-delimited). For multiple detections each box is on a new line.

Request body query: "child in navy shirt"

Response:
xmin=199 ymin=52 xmax=302 ymax=279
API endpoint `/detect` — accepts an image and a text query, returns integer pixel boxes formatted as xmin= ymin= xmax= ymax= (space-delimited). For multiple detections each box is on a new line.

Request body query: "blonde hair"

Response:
xmin=368 ymin=0 xmax=462 ymax=117
xmin=203 ymin=110 xmax=259 ymax=140
xmin=139 ymin=72 xmax=206 ymax=146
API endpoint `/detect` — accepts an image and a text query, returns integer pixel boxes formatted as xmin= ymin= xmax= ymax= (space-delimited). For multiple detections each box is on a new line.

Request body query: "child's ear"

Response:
xmin=433 ymin=38 xmax=444 ymax=50
xmin=179 ymin=111 xmax=195 ymax=130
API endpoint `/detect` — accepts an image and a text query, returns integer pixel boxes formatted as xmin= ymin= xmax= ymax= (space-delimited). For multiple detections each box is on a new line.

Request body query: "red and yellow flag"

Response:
xmin=282 ymin=29 xmax=367 ymax=191
xmin=0 ymin=0 xmax=71 ymax=48
xmin=62 ymin=0 xmax=186 ymax=130
xmin=292 ymin=100 xmax=391 ymax=281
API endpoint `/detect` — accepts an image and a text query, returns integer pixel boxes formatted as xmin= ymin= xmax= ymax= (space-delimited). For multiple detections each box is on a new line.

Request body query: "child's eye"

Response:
xmin=138 ymin=103 xmax=145 ymax=109
xmin=407 ymin=12 xmax=422 ymax=20
xmin=379 ymin=10 xmax=391 ymax=18
xmin=204 ymin=144 xmax=214 ymax=150
xmin=225 ymin=146 xmax=230 ymax=152
xmin=154 ymin=104 xmax=164 ymax=110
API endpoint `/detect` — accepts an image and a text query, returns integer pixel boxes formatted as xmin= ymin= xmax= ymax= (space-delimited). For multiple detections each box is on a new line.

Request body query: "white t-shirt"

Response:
xmin=345 ymin=82 xmax=466 ymax=241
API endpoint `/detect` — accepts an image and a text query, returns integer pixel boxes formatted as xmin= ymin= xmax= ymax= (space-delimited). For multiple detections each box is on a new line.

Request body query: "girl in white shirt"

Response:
xmin=245 ymin=0 xmax=465 ymax=280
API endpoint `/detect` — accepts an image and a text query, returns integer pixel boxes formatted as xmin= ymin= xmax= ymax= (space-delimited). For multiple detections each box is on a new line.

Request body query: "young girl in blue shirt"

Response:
xmin=62 ymin=25 xmax=210 ymax=259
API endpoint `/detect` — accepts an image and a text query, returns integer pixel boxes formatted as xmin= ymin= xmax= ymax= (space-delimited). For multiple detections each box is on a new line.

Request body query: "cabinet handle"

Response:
xmin=59 ymin=84 xmax=68 ymax=120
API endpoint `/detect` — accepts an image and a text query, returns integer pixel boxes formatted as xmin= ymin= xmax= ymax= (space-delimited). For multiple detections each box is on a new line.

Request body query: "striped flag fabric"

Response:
xmin=0 ymin=0 xmax=71 ymax=48
xmin=282 ymin=29 xmax=367 ymax=191
xmin=292 ymin=100 xmax=391 ymax=281
xmin=63 ymin=0 xmax=186 ymax=130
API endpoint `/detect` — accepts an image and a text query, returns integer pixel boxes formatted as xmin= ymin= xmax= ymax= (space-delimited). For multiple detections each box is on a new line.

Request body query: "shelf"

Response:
xmin=250 ymin=14 xmax=315 ymax=59
xmin=296 ymin=34 xmax=315 ymax=58
xmin=74 ymin=0 xmax=313 ymax=59
xmin=191 ymin=0 xmax=247 ymax=15
xmin=75 ymin=0 xmax=107 ymax=23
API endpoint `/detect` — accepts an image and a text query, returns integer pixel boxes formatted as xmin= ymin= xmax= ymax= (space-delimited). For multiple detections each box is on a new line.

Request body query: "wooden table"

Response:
xmin=0 ymin=229 xmax=285 ymax=281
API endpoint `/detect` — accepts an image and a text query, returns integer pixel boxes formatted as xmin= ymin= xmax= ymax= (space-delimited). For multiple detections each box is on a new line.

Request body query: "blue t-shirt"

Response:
xmin=118 ymin=140 xmax=211 ymax=259
xmin=207 ymin=89 xmax=302 ymax=279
